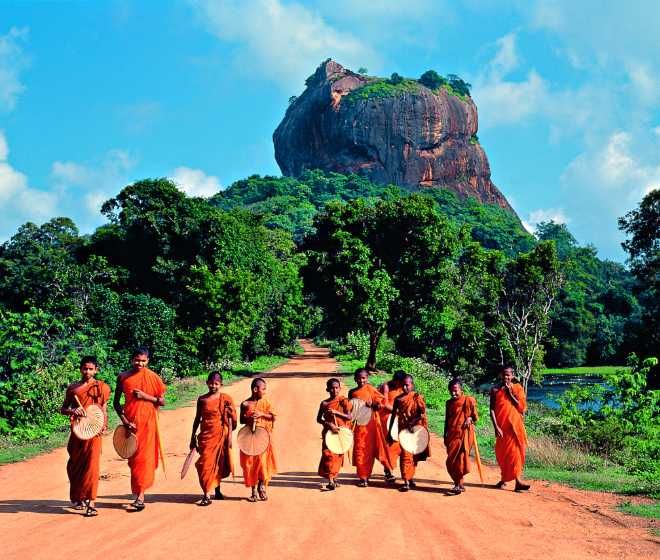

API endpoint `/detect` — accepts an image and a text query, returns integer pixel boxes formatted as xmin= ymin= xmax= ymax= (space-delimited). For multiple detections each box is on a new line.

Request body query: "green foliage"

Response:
xmin=618 ymin=188 xmax=660 ymax=357
xmin=558 ymin=355 xmax=659 ymax=484
xmin=418 ymin=70 xmax=446 ymax=90
xmin=343 ymin=78 xmax=422 ymax=105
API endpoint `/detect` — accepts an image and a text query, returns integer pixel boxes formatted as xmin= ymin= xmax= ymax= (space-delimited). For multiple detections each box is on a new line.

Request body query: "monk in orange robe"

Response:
xmin=317 ymin=378 xmax=353 ymax=490
xmin=379 ymin=370 xmax=405 ymax=483
xmin=444 ymin=378 xmax=478 ymax=493
xmin=190 ymin=371 xmax=237 ymax=505
xmin=490 ymin=365 xmax=530 ymax=492
xmin=60 ymin=356 xmax=111 ymax=517
xmin=113 ymin=347 xmax=167 ymax=511
xmin=348 ymin=368 xmax=392 ymax=487
xmin=239 ymin=377 xmax=277 ymax=502
xmin=389 ymin=374 xmax=430 ymax=492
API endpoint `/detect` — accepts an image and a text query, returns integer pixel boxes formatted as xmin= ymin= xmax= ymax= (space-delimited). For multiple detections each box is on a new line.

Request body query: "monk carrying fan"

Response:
xmin=317 ymin=378 xmax=352 ymax=490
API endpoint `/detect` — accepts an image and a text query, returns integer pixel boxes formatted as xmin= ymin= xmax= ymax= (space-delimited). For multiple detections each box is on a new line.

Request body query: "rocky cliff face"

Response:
xmin=273 ymin=60 xmax=514 ymax=212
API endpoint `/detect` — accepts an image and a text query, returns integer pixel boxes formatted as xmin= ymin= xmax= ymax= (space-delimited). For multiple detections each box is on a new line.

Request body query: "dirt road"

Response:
xmin=0 ymin=341 xmax=656 ymax=559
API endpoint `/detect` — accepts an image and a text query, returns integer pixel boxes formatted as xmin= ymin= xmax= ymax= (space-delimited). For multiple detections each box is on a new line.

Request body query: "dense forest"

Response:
xmin=0 ymin=171 xmax=657 ymax=441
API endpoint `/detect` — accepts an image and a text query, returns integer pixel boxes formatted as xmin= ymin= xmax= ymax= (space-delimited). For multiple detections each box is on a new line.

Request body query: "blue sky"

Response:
xmin=1 ymin=1 xmax=659 ymax=260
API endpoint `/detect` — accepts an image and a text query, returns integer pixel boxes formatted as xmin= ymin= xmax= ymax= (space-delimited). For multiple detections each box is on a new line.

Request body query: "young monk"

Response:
xmin=348 ymin=368 xmax=391 ymax=487
xmin=239 ymin=377 xmax=276 ymax=502
xmin=60 ymin=356 xmax=111 ymax=517
xmin=444 ymin=378 xmax=479 ymax=494
xmin=490 ymin=365 xmax=530 ymax=492
xmin=189 ymin=371 xmax=237 ymax=506
xmin=379 ymin=370 xmax=405 ymax=483
xmin=317 ymin=378 xmax=352 ymax=490
xmin=389 ymin=374 xmax=430 ymax=492
xmin=113 ymin=347 xmax=166 ymax=511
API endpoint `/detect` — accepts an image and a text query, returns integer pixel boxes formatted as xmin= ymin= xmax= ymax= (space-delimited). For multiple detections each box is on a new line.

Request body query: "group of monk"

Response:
xmin=60 ymin=348 xmax=529 ymax=516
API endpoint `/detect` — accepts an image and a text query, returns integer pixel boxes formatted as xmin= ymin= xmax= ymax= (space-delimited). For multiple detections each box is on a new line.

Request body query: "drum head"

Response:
xmin=72 ymin=404 xmax=105 ymax=440
xmin=398 ymin=424 xmax=430 ymax=455
xmin=349 ymin=398 xmax=372 ymax=426
xmin=113 ymin=425 xmax=138 ymax=459
xmin=386 ymin=415 xmax=399 ymax=442
xmin=324 ymin=427 xmax=354 ymax=454
xmin=237 ymin=425 xmax=270 ymax=456
xmin=180 ymin=449 xmax=197 ymax=480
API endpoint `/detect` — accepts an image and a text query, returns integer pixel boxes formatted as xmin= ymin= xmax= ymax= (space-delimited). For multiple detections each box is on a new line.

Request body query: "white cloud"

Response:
xmin=52 ymin=149 xmax=137 ymax=216
xmin=188 ymin=0 xmax=379 ymax=88
xmin=0 ymin=131 xmax=58 ymax=240
xmin=472 ymin=32 xmax=549 ymax=127
xmin=526 ymin=207 xmax=569 ymax=230
xmin=170 ymin=166 xmax=222 ymax=197
xmin=0 ymin=27 xmax=29 ymax=112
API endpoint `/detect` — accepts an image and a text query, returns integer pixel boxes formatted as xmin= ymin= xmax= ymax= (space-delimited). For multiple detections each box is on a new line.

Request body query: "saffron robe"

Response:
xmin=380 ymin=385 xmax=403 ymax=468
xmin=395 ymin=391 xmax=430 ymax=480
xmin=349 ymin=384 xmax=392 ymax=479
xmin=66 ymin=380 xmax=111 ymax=503
xmin=120 ymin=368 xmax=167 ymax=494
xmin=491 ymin=383 xmax=527 ymax=482
xmin=195 ymin=393 xmax=236 ymax=493
xmin=444 ymin=395 xmax=478 ymax=483
xmin=240 ymin=397 xmax=277 ymax=487
xmin=318 ymin=396 xmax=352 ymax=480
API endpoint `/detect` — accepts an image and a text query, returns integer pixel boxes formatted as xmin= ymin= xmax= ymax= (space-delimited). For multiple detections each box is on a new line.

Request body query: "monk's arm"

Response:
xmin=316 ymin=403 xmax=327 ymax=426
xmin=239 ymin=401 xmax=250 ymax=425
xmin=471 ymin=399 xmax=479 ymax=423
xmin=60 ymin=386 xmax=84 ymax=417
xmin=190 ymin=399 xmax=202 ymax=449
xmin=489 ymin=390 xmax=503 ymax=437
xmin=443 ymin=402 xmax=450 ymax=440
xmin=504 ymin=384 xmax=521 ymax=409
xmin=132 ymin=388 xmax=165 ymax=407
xmin=113 ymin=376 xmax=135 ymax=430
xmin=388 ymin=399 xmax=399 ymax=437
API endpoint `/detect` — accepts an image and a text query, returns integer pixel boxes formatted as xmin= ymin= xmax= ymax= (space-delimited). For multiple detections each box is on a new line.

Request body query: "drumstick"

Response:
xmin=73 ymin=395 xmax=87 ymax=417
xmin=470 ymin=424 xmax=484 ymax=484
xmin=155 ymin=410 xmax=167 ymax=479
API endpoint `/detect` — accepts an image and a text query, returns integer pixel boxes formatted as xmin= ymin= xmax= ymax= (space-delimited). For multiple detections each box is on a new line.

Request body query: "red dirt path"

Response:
xmin=0 ymin=340 xmax=657 ymax=559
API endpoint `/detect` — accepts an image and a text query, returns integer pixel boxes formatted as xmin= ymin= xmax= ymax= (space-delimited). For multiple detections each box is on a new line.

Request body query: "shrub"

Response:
xmin=419 ymin=70 xmax=446 ymax=90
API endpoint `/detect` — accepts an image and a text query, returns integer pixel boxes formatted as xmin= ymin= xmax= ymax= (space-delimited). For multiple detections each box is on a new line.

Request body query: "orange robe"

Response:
xmin=444 ymin=395 xmax=478 ymax=483
xmin=492 ymin=383 xmax=527 ymax=482
xmin=349 ymin=385 xmax=392 ymax=479
xmin=380 ymin=385 xmax=403 ymax=467
xmin=66 ymin=380 xmax=111 ymax=503
xmin=240 ymin=398 xmax=277 ymax=487
xmin=396 ymin=391 xmax=430 ymax=481
xmin=121 ymin=368 xmax=167 ymax=494
xmin=195 ymin=393 xmax=237 ymax=493
xmin=318 ymin=396 xmax=352 ymax=480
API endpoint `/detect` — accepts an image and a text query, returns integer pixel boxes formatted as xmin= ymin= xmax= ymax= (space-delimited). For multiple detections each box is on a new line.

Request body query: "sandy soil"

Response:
xmin=0 ymin=340 xmax=657 ymax=560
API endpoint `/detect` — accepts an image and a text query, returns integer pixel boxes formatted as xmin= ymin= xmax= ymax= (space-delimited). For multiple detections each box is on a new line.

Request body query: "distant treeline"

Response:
xmin=1 ymin=171 xmax=657 ymax=438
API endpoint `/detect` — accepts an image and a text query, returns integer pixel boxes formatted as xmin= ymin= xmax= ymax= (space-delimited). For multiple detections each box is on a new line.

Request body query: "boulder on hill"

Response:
xmin=273 ymin=59 xmax=514 ymax=212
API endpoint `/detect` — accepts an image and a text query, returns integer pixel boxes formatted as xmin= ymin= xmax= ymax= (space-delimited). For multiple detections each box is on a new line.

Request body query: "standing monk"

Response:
xmin=113 ymin=347 xmax=166 ymax=511
xmin=444 ymin=378 xmax=479 ymax=494
xmin=490 ymin=365 xmax=530 ymax=492
xmin=389 ymin=374 xmax=430 ymax=492
xmin=239 ymin=378 xmax=276 ymax=502
xmin=189 ymin=371 xmax=237 ymax=506
xmin=60 ymin=356 xmax=111 ymax=517
xmin=379 ymin=370 xmax=405 ymax=483
xmin=317 ymin=378 xmax=353 ymax=490
xmin=348 ymin=368 xmax=391 ymax=487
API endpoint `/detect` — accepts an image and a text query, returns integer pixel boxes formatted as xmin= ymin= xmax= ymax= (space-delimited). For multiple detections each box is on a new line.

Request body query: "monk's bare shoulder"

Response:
xmin=347 ymin=387 xmax=357 ymax=398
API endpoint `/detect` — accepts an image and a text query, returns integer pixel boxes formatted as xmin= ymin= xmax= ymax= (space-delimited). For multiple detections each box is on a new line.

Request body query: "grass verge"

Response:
xmin=0 ymin=353 xmax=290 ymax=465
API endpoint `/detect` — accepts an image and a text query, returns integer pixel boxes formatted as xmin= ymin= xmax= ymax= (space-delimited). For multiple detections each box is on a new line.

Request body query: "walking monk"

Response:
xmin=444 ymin=378 xmax=479 ymax=494
xmin=348 ymin=368 xmax=391 ymax=487
xmin=239 ymin=378 xmax=276 ymax=502
xmin=317 ymin=378 xmax=352 ymax=490
xmin=389 ymin=374 xmax=430 ymax=492
xmin=113 ymin=347 xmax=166 ymax=511
xmin=379 ymin=370 xmax=405 ymax=483
xmin=189 ymin=371 xmax=236 ymax=506
xmin=490 ymin=365 xmax=530 ymax=492
xmin=60 ymin=356 xmax=111 ymax=517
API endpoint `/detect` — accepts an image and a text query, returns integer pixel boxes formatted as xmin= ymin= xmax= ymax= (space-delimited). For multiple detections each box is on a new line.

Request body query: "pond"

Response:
xmin=526 ymin=374 xmax=604 ymax=409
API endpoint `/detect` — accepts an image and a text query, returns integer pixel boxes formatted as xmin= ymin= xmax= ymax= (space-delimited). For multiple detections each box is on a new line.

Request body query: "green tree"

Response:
xmin=618 ymin=188 xmax=660 ymax=356
xmin=492 ymin=241 xmax=563 ymax=392
xmin=418 ymin=70 xmax=446 ymax=90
